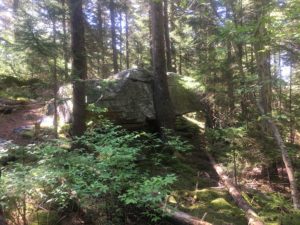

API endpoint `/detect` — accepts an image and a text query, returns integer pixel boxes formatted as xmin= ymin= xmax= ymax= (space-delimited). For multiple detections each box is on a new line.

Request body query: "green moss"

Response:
xmin=30 ymin=211 xmax=61 ymax=225
xmin=170 ymin=188 xmax=248 ymax=225
xmin=210 ymin=197 xmax=233 ymax=209
xmin=21 ymin=130 xmax=35 ymax=139
xmin=281 ymin=212 xmax=300 ymax=225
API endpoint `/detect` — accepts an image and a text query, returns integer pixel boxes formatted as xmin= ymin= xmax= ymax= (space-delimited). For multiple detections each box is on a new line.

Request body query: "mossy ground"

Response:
xmin=167 ymin=117 xmax=300 ymax=225
xmin=170 ymin=188 xmax=248 ymax=225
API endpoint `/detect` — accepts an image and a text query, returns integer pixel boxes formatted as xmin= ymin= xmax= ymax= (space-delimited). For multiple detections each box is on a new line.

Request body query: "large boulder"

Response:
xmin=54 ymin=69 xmax=204 ymax=126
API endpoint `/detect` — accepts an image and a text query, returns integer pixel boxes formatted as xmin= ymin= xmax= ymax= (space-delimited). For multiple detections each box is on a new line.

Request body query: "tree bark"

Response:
xmin=119 ymin=11 xmax=123 ymax=70
xmin=289 ymin=66 xmax=295 ymax=144
xmin=253 ymin=0 xmax=272 ymax=117
xmin=62 ymin=0 xmax=69 ymax=80
xmin=125 ymin=1 xmax=130 ymax=69
xmin=52 ymin=19 xmax=58 ymax=138
xmin=206 ymin=153 xmax=265 ymax=225
xmin=110 ymin=0 xmax=119 ymax=74
xmin=69 ymin=0 xmax=87 ymax=138
xmin=164 ymin=207 xmax=212 ymax=225
xmin=163 ymin=0 xmax=172 ymax=72
xmin=150 ymin=0 xmax=175 ymax=130
xmin=256 ymin=102 xmax=300 ymax=209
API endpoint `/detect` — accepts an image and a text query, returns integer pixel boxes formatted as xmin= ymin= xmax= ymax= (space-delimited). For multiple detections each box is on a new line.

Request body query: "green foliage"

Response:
xmin=0 ymin=121 xmax=192 ymax=224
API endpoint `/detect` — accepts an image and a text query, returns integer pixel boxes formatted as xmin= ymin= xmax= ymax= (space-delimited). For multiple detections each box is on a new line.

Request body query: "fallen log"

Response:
xmin=0 ymin=98 xmax=28 ymax=106
xmin=206 ymin=152 xmax=265 ymax=225
xmin=0 ymin=104 xmax=26 ymax=114
xmin=0 ymin=98 xmax=32 ymax=114
xmin=163 ymin=207 xmax=212 ymax=225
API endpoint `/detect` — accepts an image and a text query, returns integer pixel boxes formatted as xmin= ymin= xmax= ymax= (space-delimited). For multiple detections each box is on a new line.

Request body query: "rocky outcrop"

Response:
xmin=53 ymin=69 xmax=205 ymax=126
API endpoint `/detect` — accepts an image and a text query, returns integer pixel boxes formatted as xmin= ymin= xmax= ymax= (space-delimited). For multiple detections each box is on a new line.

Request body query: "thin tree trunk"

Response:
xmin=279 ymin=51 xmax=282 ymax=115
xmin=170 ymin=0 xmax=176 ymax=72
xmin=253 ymin=0 xmax=272 ymax=117
xmin=13 ymin=0 xmax=20 ymax=39
xmin=163 ymin=0 xmax=172 ymax=71
xmin=225 ymin=41 xmax=235 ymax=115
xmin=206 ymin=152 xmax=265 ymax=225
xmin=62 ymin=0 xmax=69 ymax=80
xmin=70 ymin=0 xmax=87 ymax=137
xmin=150 ymin=0 xmax=175 ymax=130
xmin=119 ymin=11 xmax=123 ymax=70
xmin=110 ymin=0 xmax=118 ymax=74
xmin=179 ymin=47 xmax=182 ymax=75
xmin=256 ymin=102 xmax=300 ymax=209
xmin=96 ymin=0 xmax=106 ymax=77
xmin=52 ymin=20 xmax=58 ymax=138
xmin=125 ymin=2 xmax=130 ymax=69
xmin=289 ymin=66 xmax=295 ymax=144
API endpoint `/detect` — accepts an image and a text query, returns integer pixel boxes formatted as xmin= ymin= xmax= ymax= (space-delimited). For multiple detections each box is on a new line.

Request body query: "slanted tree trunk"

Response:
xmin=69 ymin=0 xmax=87 ymax=138
xmin=206 ymin=153 xmax=265 ymax=225
xmin=150 ymin=0 xmax=175 ymax=130
xmin=256 ymin=103 xmax=300 ymax=209
xmin=110 ymin=0 xmax=118 ymax=74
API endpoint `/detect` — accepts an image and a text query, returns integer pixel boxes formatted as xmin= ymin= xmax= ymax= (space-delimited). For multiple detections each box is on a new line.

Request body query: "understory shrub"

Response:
xmin=0 ymin=120 xmax=190 ymax=224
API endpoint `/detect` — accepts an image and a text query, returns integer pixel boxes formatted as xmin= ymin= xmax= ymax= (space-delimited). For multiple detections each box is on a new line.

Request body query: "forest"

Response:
xmin=0 ymin=0 xmax=300 ymax=224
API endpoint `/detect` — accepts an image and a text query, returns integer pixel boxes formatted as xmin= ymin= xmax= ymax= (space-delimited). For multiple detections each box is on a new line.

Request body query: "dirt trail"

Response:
xmin=0 ymin=103 xmax=44 ymax=144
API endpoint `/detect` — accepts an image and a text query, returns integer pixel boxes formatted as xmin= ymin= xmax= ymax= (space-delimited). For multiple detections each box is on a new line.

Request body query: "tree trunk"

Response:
xmin=62 ymin=0 xmax=69 ymax=80
xmin=225 ymin=41 xmax=235 ymax=116
xmin=170 ymin=0 xmax=176 ymax=72
xmin=150 ymin=0 xmax=175 ymax=130
xmin=253 ymin=0 xmax=272 ymax=117
xmin=52 ymin=20 xmax=58 ymax=138
xmin=119 ymin=11 xmax=123 ymax=70
xmin=96 ymin=0 xmax=107 ymax=78
xmin=110 ymin=0 xmax=118 ymax=74
xmin=164 ymin=207 xmax=212 ymax=225
xmin=163 ymin=0 xmax=172 ymax=72
xmin=69 ymin=0 xmax=87 ymax=138
xmin=206 ymin=153 xmax=265 ymax=225
xmin=289 ymin=66 xmax=295 ymax=144
xmin=125 ymin=2 xmax=130 ymax=69
xmin=256 ymin=102 xmax=300 ymax=209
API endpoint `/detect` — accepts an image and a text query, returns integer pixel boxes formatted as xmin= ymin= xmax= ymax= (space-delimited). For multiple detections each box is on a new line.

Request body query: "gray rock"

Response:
xmin=0 ymin=138 xmax=12 ymax=152
xmin=49 ymin=69 xmax=204 ymax=126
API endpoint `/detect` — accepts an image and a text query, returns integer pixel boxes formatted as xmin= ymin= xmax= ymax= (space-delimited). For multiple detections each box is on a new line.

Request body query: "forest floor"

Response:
xmin=1 ymin=101 xmax=299 ymax=225
xmin=0 ymin=102 xmax=45 ymax=145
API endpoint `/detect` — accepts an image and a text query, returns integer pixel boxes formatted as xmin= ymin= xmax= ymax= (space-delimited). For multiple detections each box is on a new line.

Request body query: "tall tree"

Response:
xmin=150 ymin=0 xmax=175 ymax=130
xmin=62 ymin=0 xmax=69 ymax=79
xmin=253 ymin=0 xmax=272 ymax=117
xmin=69 ymin=0 xmax=87 ymax=137
xmin=125 ymin=0 xmax=130 ymax=69
xmin=109 ymin=0 xmax=118 ymax=73
xmin=253 ymin=0 xmax=300 ymax=209
xmin=163 ymin=0 xmax=172 ymax=71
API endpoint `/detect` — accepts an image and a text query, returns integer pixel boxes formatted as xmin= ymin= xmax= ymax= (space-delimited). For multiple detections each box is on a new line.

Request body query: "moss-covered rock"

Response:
xmin=54 ymin=69 xmax=206 ymax=126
